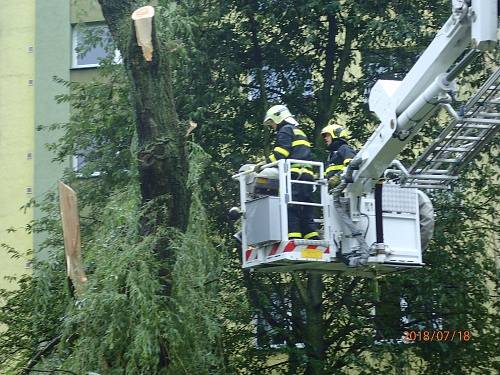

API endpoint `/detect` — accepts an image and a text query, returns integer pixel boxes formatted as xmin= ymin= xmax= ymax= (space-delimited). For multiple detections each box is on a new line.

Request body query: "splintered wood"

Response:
xmin=59 ymin=182 xmax=87 ymax=292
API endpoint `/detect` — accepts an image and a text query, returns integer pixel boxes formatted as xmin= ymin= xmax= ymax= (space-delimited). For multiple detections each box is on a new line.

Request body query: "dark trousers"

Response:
xmin=288 ymin=173 xmax=317 ymax=239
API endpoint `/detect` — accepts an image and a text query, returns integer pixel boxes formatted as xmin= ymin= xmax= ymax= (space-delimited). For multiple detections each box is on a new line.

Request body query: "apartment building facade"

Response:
xmin=0 ymin=0 xmax=104 ymax=288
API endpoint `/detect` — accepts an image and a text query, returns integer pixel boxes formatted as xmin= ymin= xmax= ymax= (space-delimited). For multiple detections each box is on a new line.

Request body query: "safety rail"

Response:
xmin=232 ymin=159 xmax=331 ymax=254
xmin=286 ymin=159 xmax=325 ymax=208
xmin=231 ymin=158 xmax=326 ymax=208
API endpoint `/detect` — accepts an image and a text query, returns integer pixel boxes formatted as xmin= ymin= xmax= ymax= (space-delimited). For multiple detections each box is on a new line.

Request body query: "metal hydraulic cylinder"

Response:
xmin=396 ymin=74 xmax=452 ymax=135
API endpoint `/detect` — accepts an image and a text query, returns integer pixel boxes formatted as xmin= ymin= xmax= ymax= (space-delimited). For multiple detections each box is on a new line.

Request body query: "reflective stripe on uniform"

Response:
xmin=269 ymin=154 xmax=277 ymax=162
xmin=273 ymin=146 xmax=290 ymax=157
xmin=343 ymin=158 xmax=352 ymax=166
xmin=293 ymin=129 xmax=306 ymax=137
xmin=290 ymin=168 xmax=314 ymax=175
xmin=291 ymin=140 xmax=311 ymax=147
xmin=304 ymin=231 xmax=319 ymax=239
xmin=288 ymin=232 xmax=302 ymax=238
xmin=325 ymin=164 xmax=344 ymax=173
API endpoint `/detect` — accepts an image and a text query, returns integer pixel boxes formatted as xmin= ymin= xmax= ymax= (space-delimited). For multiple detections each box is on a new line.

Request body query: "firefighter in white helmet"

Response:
xmin=262 ymin=105 xmax=319 ymax=240
xmin=321 ymin=122 xmax=356 ymax=188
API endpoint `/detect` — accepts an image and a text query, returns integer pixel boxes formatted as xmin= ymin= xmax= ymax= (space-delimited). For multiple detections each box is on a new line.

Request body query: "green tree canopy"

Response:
xmin=0 ymin=1 xmax=498 ymax=374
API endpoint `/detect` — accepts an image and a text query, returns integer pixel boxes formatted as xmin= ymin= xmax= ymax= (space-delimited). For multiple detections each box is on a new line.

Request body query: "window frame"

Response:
xmin=71 ymin=23 xmax=121 ymax=69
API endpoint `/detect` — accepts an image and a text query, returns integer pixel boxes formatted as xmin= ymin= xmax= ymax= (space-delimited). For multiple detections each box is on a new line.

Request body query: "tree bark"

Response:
xmin=98 ymin=0 xmax=190 ymax=235
xmin=304 ymin=274 xmax=326 ymax=375
xmin=96 ymin=2 xmax=191 ymax=370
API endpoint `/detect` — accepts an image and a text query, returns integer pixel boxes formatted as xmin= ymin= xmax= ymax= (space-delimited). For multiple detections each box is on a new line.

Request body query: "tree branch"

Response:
xmin=292 ymin=273 xmax=309 ymax=306
xmin=22 ymin=368 xmax=78 ymax=375
xmin=21 ymin=336 xmax=61 ymax=375
xmin=316 ymin=13 xmax=337 ymax=130
xmin=330 ymin=22 xmax=356 ymax=110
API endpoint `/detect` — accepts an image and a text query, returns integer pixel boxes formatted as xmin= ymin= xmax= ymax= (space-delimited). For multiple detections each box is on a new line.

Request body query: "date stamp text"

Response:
xmin=403 ymin=330 xmax=471 ymax=342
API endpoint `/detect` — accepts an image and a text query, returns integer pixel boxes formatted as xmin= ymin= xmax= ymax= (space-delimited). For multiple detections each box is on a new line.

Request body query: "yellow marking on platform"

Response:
xmin=300 ymin=248 xmax=323 ymax=259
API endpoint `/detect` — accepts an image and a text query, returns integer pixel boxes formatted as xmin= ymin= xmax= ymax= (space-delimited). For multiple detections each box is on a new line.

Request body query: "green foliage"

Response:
xmin=170 ymin=1 xmax=498 ymax=373
xmin=47 ymin=68 xmax=136 ymax=212
xmin=0 ymin=259 xmax=70 ymax=374
xmin=164 ymin=143 xmax=225 ymax=375
xmin=1 ymin=146 xmax=223 ymax=375
xmin=54 ymin=144 xmax=223 ymax=375
xmin=0 ymin=190 xmax=71 ymax=374
xmin=51 ymin=187 xmax=158 ymax=373
xmin=0 ymin=1 xmax=498 ymax=374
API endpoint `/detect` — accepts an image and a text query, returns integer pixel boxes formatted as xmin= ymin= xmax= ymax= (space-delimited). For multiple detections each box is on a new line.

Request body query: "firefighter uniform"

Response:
xmin=321 ymin=124 xmax=356 ymax=186
xmin=325 ymin=140 xmax=357 ymax=179
xmin=268 ymin=120 xmax=319 ymax=240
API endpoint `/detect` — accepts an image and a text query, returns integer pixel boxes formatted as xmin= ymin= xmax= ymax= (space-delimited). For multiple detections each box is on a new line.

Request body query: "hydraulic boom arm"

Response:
xmin=346 ymin=0 xmax=498 ymax=195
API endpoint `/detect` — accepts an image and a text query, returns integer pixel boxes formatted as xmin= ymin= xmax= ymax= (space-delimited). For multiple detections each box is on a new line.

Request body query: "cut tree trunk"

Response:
xmin=98 ymin=0 xmax=190 ymax=235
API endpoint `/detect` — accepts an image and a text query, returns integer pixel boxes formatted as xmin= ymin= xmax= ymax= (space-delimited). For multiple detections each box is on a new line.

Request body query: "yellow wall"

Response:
xmin=0 ymin=1 xmax=35 ymax=288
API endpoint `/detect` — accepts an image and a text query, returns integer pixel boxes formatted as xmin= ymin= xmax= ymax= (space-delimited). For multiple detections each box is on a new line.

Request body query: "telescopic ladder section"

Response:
xmin=402 ymin=67 xmax=500 ymax=189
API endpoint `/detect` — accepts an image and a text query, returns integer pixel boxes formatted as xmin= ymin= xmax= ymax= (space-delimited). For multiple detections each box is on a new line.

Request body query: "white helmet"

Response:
xmin=263 ymin=105 xmax=298 ymax=125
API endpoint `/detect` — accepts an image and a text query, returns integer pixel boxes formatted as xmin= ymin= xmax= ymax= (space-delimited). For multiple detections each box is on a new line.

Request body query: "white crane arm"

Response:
xmin=346 ymin=0 xmax=497 ymax=195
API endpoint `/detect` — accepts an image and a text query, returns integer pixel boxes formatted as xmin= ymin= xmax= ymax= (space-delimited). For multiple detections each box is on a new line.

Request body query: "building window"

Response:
xmin=72 ymin=23 xmax=120 ymax=69
xmin=73 ymin=149 xmax=101 ymax=177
